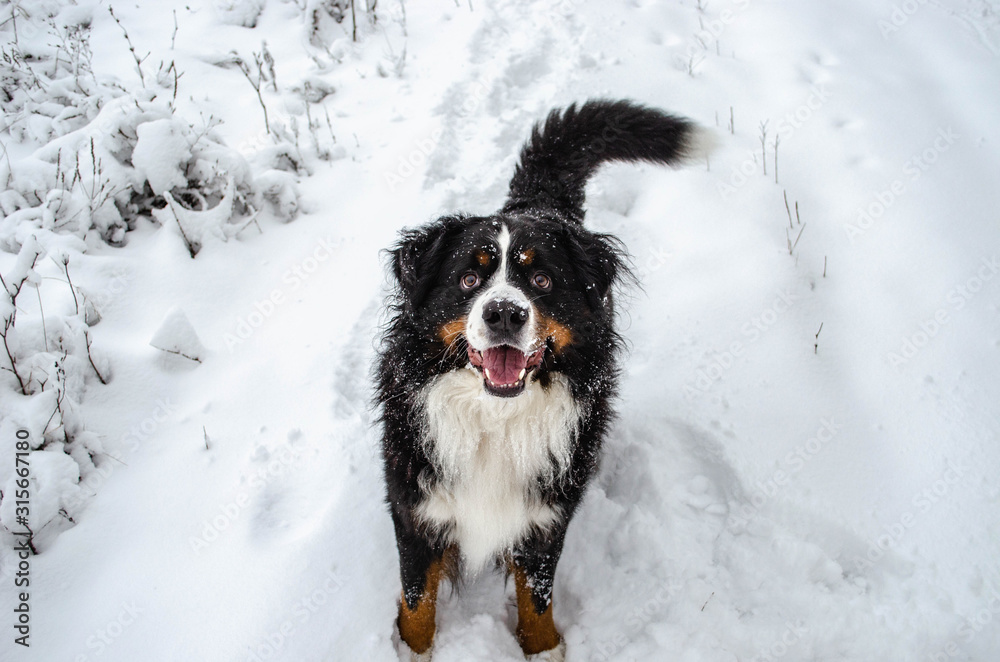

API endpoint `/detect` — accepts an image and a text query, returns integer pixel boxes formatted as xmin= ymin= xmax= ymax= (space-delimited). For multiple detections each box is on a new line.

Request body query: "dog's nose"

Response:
xmin=483 ymin=299 xmax=529 ymax=334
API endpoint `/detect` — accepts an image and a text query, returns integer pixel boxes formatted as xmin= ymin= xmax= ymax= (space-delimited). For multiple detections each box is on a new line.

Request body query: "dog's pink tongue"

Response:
xmin=482 ymin=346 xmax=527 ymax=385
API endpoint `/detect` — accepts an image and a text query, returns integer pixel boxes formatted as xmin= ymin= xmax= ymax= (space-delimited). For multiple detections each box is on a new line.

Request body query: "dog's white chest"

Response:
xmin=415 ymin=369 xmax=579 ymax=570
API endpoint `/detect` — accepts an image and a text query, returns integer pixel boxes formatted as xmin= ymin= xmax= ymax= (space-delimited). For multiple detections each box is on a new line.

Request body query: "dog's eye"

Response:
xmin=460 ymin=272 xmax=481 ymax=291
xmin=532 ymin=272 xmax=552 ymax=291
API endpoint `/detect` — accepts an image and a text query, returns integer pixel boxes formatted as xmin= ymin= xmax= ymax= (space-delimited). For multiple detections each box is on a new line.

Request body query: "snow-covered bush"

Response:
xmin=0 ymin=235 xmax=108 ymax=550
xmin=214 ymin=0 xmax=267 ymax=28
xmin=0 ymin=0 xmax=313 ymax=550
xmin=0 ymin=5 xmax=293 ymax=253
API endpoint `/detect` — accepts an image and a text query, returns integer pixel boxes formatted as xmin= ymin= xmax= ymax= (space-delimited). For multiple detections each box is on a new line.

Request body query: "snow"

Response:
xmin=132 ymin=119 xmax=193 ymax=196
xmin=1 ymin=0 xmax=999 ymax=661
xmin=149 ymin=307 xmax=206 ymax=363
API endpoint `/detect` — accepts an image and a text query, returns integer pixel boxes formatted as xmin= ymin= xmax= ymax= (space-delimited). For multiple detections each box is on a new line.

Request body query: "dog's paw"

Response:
xmin=526 ymin=639 xmax=565 ymax=662
xmin=392 ymin=623 xmax=433 ymax=662
xmin=395 ymin=637 xmax=432 ymax=662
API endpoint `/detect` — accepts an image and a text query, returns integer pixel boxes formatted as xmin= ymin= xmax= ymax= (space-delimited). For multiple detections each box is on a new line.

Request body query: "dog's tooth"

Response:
xmin=518 ymin=369 xmax=526 ymax=380
xmin=485 ymin=368 xmax=492 ymax=381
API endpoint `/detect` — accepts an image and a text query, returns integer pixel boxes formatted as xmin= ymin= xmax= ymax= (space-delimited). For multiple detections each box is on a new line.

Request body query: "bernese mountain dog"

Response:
xmin=376 ymin=99 xmax=707 ymax=661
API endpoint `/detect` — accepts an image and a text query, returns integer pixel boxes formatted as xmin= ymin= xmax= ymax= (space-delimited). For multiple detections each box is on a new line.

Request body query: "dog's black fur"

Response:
xmin=376 ymin=99 xmax=701 ymax=658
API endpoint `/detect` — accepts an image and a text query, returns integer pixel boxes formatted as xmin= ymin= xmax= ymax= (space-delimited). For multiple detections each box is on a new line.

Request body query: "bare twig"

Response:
xmin=1 ymin=319 xmax=27 ymax=395
xmin=788 ymin=223 xmax=806 ymax=256
xmin=159 ymin=348 xmax=202 ymax=363
xmin=1 ymin=247 xmax=41 ymax=395
xmin=773 ymin=133 xmax=780 ymax=184
xmin=687 ymin=52 xmax=704 ymax=76
xmin=261 ymin=42 xmax=277 ymax=91
xmin=351 ymin=0 xmax=357 ymax=41
xmin=783 ymin=190 xmax=793 ymax=229
xmin=0 ymin=140 xmax=13 ymax=188
xmin=758 ymin=120 xmax=768 ymax=176
xmin=323 ymin=105 xmax=337 ymax=144
xmin=814 ymin=322 xmax=824 ymax=354
xmin=236 ymin=53 xmax=271 ymax=134
xmin=108 ymin=6 xmax=148 ymax=87
xmin=84 ymin=329 xmax=108 ymax=384
xmin=167 ymin=204 xmax=198 ymax=258
xmin=35 ymin=287 xmax=48 ymax=352
xmin=701 ymin=591 xmax=714 ymax=612
xmin=61 ymin=256 xmax=80 ymax=316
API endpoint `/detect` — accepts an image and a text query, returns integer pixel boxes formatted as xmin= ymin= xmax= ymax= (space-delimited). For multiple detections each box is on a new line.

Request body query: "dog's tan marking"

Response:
xmin=538 ymin=315 xmax=573 ymax=353
xmin=512 ymin=563 xmax=562 ymax=656
xmin=518 ymin=248 xmax=535 ymax=265
xmin=475 ymin=250 xmax=491 ymax=266
xmin=438 ymin=317 xmax=467 ymax=348
xmin=398 ymin=557 xmax=443 ymax=655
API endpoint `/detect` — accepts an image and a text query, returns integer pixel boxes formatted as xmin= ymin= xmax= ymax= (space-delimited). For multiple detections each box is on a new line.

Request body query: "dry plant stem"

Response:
xmin=324 ymin=105 xmax=337 ymax=143
xmin=108 ymin=6 xmax=147 ymax=87
xmin=161 ymin=348 xmax=201 ymax=363
xmin=758 ymin=120 xmax=768 ymax=176
xmin=1 ymin=320 xmax=27 ymax=395
xmin=1 ymin=250 xmax=40 ymax=395
xmin=238 ymin=55 xmax=271 ymax=134
xmin=789 ymin=223 xmax=806 ymax=255
xmin=84 ymin=329 xmax=108 ymax=385
xmin=351 ymin=0 xmax=357 ymax=41
xmin=62 ymin=257 xmax=80 ymax=314
xmin=773 ymin=134 xmax=780 ymax=184
xmin=36 ymin=287 xmax=49 ymax=352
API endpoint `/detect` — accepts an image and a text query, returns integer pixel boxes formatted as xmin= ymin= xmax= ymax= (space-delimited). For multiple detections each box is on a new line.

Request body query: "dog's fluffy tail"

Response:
xmin=502 ymin=99 xmax=711 ymax=221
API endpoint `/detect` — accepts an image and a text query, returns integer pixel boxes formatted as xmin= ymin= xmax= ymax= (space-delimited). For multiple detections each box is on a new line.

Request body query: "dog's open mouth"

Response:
xmin=467 ymin=344 xmax=544 ymax=397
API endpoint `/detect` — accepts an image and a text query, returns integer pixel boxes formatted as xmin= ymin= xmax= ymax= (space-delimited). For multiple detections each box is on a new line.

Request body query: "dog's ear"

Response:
xmin=564 ymin=226 xmax=632 ymax=314
xmin=390 ymin=217 xmax=461 ymax=314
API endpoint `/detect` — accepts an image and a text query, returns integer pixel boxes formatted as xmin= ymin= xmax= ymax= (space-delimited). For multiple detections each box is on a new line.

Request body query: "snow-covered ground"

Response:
xmin=2 ymin=0 xmax=999 ymax=660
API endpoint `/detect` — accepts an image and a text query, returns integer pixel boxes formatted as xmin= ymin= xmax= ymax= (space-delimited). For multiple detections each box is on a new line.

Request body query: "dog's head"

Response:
xmin=390 ymin=212 xmax=628 ymax=398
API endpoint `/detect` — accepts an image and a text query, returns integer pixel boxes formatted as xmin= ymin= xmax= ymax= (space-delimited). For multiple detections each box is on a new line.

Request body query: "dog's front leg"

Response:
xmin=512 ymin=530 xmax=567 ymax=660
xmin=392 ymin=515 xmax=443 ymax=660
